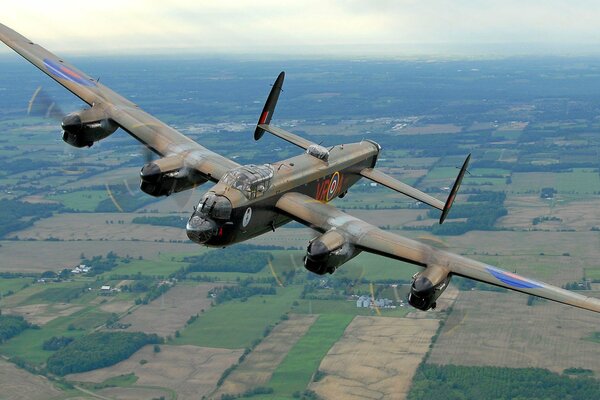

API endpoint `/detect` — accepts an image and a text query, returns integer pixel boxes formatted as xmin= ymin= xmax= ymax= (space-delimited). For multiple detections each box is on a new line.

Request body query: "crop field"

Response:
xmin=120 ymin=283 xmax=217 ymax=337
xmin=310 ymin=316 xmax=440 ymax=400
xmin=0 ymin=305 xmax=108 ymax=364
xmin=427 ymin=290 xmax=600 ymax=375
xmin=47 ymin=190 xmax=110 ymax=212
xmin=0 ymin=240 xmax=201 ymax=272
xmin=294 ymin=299 xmax=411 ymax=317
xmin=215 ymin=314 xmax=318 ymax=397
xmin=266 ymin=314 xmax=354 ymax=398
xmin=174 ymin=285 xmax=302 ymax=349
xmin=499 ymin=196 xmax=600 ymax=231
xmin=68 ymin=344 xmax=243 ymax=400
xmin=510 ymin=169 xmax=600 ymax=194
xmin=5 ymin=303 xmax=84 ymax=326
xmin=9 ymin=212 xmax=188 ymax=242
xmin=443 ymin=230 xmax=600 ymax=284
xmin=0 ymin=359 xmax=64 ymax=400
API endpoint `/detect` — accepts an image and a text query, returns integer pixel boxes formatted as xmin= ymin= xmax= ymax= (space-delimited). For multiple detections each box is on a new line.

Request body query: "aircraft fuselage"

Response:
xmin=186 ymin=140 xmax=380 ymax=246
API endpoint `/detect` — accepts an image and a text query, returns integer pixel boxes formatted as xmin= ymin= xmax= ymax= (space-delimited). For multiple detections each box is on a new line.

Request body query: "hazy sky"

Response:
xmin=2 ymin=1 xmax=600 ymax=56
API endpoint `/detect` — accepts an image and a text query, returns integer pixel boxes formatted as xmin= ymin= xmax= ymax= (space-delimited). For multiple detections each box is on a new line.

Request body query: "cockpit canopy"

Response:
xmin=220 ymin=164 xmax=274 ymax=199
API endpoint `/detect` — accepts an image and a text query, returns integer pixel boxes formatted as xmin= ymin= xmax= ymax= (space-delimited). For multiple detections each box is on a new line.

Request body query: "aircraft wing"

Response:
xmin=0 ymin=23 xmax=239 ymax=181
xmin=276 ymin=192 xmax=600 ymax=313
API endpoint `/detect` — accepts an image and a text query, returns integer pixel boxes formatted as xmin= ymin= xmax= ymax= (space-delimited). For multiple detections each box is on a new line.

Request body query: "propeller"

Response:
xmin=27 ymin=86 xmax=199 ymax=213
xmin=27 ymin=86 xmax=85 ymax=174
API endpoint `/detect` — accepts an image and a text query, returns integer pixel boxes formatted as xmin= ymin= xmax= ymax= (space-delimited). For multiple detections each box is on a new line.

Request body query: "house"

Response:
xmin=356 ymin=295 xmax=371 ymax=308
xmin=71 ymin=264 xmax=92 ymax=274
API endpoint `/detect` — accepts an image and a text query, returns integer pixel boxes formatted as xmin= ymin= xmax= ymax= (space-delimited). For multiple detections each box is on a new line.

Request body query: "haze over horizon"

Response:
xmin=2 ymin=1 xmax=600 ymax=57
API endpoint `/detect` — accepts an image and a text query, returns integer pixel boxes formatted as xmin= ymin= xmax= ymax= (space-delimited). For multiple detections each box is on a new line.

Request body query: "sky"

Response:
xmin=2 ymin=1 xmax=600 ymax=56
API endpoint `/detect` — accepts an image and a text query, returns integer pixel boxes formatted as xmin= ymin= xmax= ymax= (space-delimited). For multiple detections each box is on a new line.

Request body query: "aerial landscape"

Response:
xmin=0 ymin=52 xmax=599 ymax=399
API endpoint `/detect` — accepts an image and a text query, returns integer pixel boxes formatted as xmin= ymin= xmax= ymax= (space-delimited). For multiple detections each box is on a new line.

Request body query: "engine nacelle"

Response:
xmin=140 ymin=155 xmax=208 ymax=197
xmin=408 ymin=265 xmax=451 ymax=311
xmin=304 ymin=230 xmax=360 ymax=275
xmin=61 ymin=107 xmax=118 ymax=148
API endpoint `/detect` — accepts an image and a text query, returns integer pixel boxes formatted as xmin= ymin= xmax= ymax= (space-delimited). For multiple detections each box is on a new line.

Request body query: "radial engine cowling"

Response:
xmin=140 ymin=155 xmax=208 ymax=197
xmin=408 ymin=265 xmax=451 ymax=311
xmin=304 ymin=230 xmax=360 ymax=275
xmin=61 ymin=107 xmax=118 ymax=148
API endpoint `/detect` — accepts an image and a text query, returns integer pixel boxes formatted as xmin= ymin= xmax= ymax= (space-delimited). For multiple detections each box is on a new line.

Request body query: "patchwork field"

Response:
xmin=427 ymin=290 xmax=600 ymax=375
xmin=5 ymin=302 xmax=84 ymax=326
xmin=9 ymin=213 xmax=188 ymax=242
xmin=119 ymin=283 xmax=217 ymax=337
xmin=68 ymin=344 xmax=243 ymax=400
xmin=0 ymin=240 xmax=201 ymax=272
xmin=499 ymin=196 xmax=600 ymax=231
xmin=310 ymin=316 xmax=440 ymax=400
xmin=0 ymin=359 xmax=63 ymax=400
xmin=215 ymin=314 xmax=318 ymax=397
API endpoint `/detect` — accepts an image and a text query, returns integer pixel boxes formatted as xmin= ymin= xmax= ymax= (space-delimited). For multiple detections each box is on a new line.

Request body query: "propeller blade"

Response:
xmin=28 ymin=86 xmax=65 ymax=121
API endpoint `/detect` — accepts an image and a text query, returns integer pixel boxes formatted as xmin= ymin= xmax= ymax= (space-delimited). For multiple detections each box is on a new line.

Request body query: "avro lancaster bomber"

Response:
xmin=1 ymin=23 xmax=599 ymax=313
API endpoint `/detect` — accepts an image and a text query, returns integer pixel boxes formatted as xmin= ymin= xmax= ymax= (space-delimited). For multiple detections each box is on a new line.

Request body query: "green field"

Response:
xmin=173 ymin=285 xmax=302 ymax=348
xmin=0 ymin=278 xmax=32 ymax=295
xmin=48 ymin=190 xmax=109 ymax=212
xmin=266 ymin=314 xmax=353 ymax=398
xmin=511 ymin=169 xmax=600 ymax=194
xmin=338 ymin=252 xmax=420 ymax=282
xmin=0 ymin=305 xmax=104 ymax=364
xmin=295 ymin=299 xmax=410 ymax=317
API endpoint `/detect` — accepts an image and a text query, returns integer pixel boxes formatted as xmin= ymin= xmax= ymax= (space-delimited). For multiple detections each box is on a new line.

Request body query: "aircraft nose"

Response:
xmin=186 ymin=215 xmax=217 ymax=244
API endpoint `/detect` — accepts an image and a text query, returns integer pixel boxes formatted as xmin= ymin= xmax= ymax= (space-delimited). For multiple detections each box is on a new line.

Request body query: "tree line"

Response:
xmin=46 ymin=332 xmax=161 ymax=376
xmin=182 ymin=248 xmax=273 ymax=274
xmin=408 ymin=364 xmax=600 ymax=400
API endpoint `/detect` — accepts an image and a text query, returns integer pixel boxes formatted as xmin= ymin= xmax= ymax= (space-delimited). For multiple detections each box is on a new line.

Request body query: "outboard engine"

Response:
xmin=61 ymin=106 xmax=118 ymax=148
xmin=304 ymin=230 xmax=360 ymax=275
xmin=408 ymin=265 xmax=451 ymax=311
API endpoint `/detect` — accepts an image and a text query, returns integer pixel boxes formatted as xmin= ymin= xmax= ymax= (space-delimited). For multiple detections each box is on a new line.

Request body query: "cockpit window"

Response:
xmin=220 ymin=164 xmax=274 ymax=199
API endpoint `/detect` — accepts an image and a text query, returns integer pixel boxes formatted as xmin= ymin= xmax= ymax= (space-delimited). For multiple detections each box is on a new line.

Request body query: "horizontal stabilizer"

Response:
xmin=360 ymin=168 xmax=445 ymax=211
xmin=256 ymin=124 xmax=314 ymax=150
xmin=360 ymin=153 xmax=470 ymax=224
xmin=255 ymin=71 xmax=285 ymax=140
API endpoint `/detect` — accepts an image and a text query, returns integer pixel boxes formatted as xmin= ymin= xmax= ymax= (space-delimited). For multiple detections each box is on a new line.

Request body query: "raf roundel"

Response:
xmin=242 ymin=207 xmax=252 ymax=227
xmin=43 ymin=58 xmax=96 ymax=87
xmin=326 ymin=171 xmax=340 ymax=202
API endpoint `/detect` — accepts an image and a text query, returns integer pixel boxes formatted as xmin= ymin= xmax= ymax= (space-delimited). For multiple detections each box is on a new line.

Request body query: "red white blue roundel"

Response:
xmin=326 ymin=171 xmax=340 ymax=202
xmin=43 ymin=58 xmax=96 ymax=87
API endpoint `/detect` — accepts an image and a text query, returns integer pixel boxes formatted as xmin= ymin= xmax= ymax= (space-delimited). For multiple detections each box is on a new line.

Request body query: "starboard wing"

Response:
xmin=0 ymin=23 xmax=239 ymax=181
xmin=276 ymin=192 xmax=600 ymax=313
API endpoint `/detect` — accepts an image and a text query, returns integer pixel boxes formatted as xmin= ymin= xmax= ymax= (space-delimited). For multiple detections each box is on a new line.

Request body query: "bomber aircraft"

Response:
xmin=1 ymin=23 xmax=599 ymax=313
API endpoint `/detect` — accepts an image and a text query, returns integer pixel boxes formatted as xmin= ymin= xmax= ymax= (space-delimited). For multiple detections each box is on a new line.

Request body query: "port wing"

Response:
xmin=0 ymin=23 xmax=239 ymax=182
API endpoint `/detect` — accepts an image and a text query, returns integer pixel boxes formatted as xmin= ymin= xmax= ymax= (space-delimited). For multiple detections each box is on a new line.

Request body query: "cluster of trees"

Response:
xmin=82 ymin=252 xmax=119 ymax=276
xmin=210 ymin=284 xmax=276 ymax=304
xmin=408 ymin=364 xmax=600 ymax=400
xmin=132 ymin=215 xmax=187 ymax=228
xmin=0 ymin=315 xmax=35 ymax=343
xmin=42 ymin=336 xmax=74 ymax=351
xmin=46 ymin=332 xmax=161 ymax=376
xmin=182 ymin=248 xmax=273 ymax=274
xmin=220 ymin=387 xmax=274 ymax=399
xmin=0 ymin=199 xmax=62 ymax=238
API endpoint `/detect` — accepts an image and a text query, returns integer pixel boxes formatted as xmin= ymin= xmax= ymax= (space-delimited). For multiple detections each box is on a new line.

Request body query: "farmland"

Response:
xmin=0 ymin=56 xmax=599 ymax=399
